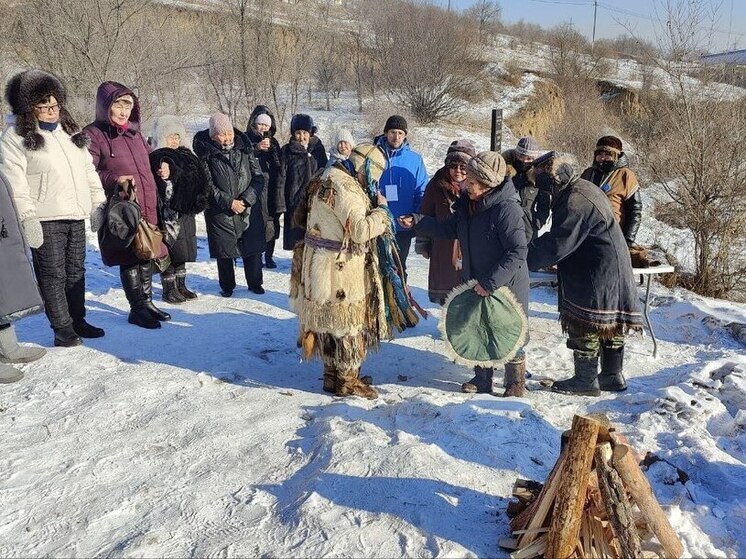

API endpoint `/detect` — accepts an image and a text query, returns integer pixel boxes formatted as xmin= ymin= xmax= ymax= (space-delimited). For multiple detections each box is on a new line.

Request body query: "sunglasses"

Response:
xmin=448 ymin=163 xmax=467 ymax=171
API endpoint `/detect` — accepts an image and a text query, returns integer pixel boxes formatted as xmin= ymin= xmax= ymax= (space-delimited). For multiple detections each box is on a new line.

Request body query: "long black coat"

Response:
xmin=150 ymin=147 xmax=210 ymax=264
xmin=279 ymin=140 xmax=318 ymax=250
xmin=527 ymin=177 xmax=643 ymax=337
xmin=414 ymin=177 xmax=529 ymax=315
xmin=193 ymin=129 xmax=264 ymax=259
xmin=503 ymin=149 xmax=551 ymax=243
xmin=247 ymin=129 xmax=286 ymax=238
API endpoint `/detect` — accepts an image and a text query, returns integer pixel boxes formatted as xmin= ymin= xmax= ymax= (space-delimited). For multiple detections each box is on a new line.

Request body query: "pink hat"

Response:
xmin=209 ymin=113 xmax=233 ymax=137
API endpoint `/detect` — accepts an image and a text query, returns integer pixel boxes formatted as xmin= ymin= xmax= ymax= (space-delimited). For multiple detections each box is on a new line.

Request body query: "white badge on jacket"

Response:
xmin=384 ymin=184 xmax=399 ymax=202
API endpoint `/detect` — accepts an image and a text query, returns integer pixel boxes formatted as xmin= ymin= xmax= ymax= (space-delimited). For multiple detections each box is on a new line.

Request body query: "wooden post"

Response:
xmin=595 ymin=442 xmax=642 ymax=557
xmin=490 ymin=109 xmax=503 ymax=152
xmin=546 ymin=415 xmax=600 ymax=559
xmin=612 ymin=443 xmax=684 ymax=559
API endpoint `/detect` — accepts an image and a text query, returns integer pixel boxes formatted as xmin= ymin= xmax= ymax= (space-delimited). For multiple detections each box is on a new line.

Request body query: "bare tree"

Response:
xmin=371 ymin=1 xmax=483 ymax=123
xmin=633 ymin=0 xmax=746 ymax=299
xmin=464 ymin=0 xmax=501 ymax=43
xmin=546 ymin=23 xmax=609 ymax=81
xmin=315 ymin=34 xmax=348 ymax=111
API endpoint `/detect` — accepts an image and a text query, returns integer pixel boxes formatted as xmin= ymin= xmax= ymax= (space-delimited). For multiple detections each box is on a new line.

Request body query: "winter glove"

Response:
xmin=90 ymin=203 xmax=106 ymax=233
xmin=21 ymin=218 xmax=44 ymax=249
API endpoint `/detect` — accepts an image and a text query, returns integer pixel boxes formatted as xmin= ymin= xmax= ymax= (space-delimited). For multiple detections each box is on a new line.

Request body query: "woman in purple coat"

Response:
xmin=84 ymin=82 xmax=170 ymax=329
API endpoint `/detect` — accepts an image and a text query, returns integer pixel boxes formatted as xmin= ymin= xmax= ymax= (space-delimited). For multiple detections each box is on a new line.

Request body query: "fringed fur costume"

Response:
xmin=290 ymin=151 xmax=391 ymax=398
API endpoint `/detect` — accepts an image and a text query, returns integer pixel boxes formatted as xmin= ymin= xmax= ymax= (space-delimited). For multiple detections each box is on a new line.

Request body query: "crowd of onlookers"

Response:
xmin=1 ymin=68 xmax=645 ymax=400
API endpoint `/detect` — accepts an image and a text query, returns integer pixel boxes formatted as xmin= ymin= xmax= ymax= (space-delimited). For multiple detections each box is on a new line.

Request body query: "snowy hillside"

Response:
xmin=2 ymin=97 xmax=746 ymax=557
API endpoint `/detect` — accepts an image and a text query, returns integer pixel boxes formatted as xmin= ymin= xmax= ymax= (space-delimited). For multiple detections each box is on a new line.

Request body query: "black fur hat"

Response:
xmin=4 ymin=69 xmax=87 ymax=151
xmin=290 ymin=113 xmax=315 ymax=135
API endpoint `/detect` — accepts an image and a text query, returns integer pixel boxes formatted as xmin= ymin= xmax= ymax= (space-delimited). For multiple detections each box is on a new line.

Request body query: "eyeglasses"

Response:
xmin=34 ymin=104 xmax=60 ymax=114
xmin=448 ymin=163 xmax=467 ymax=171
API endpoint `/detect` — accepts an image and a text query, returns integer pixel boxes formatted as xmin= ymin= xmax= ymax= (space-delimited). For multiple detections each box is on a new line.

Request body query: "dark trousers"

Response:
xmin=395 ymin=229 xmax=416 ymax=276
xmin=217 ymin=255 xmax=263 ymax=292
xmin=31 ymin=220 xmax=86 ymax=330
xmin=265 ymin=239 xmax=276 ymax=261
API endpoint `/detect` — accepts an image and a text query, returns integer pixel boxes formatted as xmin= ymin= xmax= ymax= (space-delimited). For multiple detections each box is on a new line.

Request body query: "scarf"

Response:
xmin=38 ymin=121 xmax=59 ymax=132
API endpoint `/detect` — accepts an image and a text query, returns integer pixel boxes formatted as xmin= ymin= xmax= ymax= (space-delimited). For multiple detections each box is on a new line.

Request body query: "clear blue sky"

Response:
xmin=433 ymin=0 xmax=746 ymax=52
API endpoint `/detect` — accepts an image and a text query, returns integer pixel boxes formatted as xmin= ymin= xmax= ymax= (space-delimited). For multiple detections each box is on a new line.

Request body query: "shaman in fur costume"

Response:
xmin=290 ymin=144 xmax=391 ymax=399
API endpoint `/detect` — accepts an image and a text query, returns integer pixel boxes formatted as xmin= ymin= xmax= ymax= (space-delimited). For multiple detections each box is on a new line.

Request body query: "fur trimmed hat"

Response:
xmin=152 ymin=115 xmax=187 ymax=148
xmin=4 ymin=69 xmax=86 ymax=151
xmin=595 ymin=135 xmax=623 ymax=157
xmin=349 ymin=143 xmax=388 ymax=183
xmin=384 ymin=114 xmax=408 ymax=134
xmin=466 ymin=151 xmax=507 ymax=189
xmin=290 ymin=113 xmax=314 ymax=135
xmin=445 ymin=139 xmax=476 ymax=165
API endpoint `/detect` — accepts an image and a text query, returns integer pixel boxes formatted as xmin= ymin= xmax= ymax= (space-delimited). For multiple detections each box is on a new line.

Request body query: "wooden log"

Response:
xmin=511 ymin=534 xmax=548 ymax=559
xmin=499 ymin=537 xmax=520 ymax=551
xmin=595 ymin=442 xmax=642 ymax=558
xmin=513 ymin=452 xmax=567 ymax=546
xmin=547 ymin=415 xmax=601 ymax=559
xmin=612 ymin=443 xmax=684 ymax=559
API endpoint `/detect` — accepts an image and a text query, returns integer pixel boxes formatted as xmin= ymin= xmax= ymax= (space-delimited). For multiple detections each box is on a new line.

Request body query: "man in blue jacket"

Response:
xmin=375 ymin=115 xmax=428 ymax=275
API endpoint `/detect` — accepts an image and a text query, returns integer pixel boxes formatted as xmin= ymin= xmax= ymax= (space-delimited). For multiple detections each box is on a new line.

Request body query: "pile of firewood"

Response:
xmin=500 ymin=414 xmax=684 ymax=559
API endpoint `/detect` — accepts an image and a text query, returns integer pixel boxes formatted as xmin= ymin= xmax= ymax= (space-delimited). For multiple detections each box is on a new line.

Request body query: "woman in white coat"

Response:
xmin=0 ymin=70 xmax=107 ymax=347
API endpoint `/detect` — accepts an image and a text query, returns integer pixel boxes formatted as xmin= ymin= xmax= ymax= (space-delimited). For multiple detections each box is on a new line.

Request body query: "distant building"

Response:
xmin=701 ymin=49 xmax=746 ymax=65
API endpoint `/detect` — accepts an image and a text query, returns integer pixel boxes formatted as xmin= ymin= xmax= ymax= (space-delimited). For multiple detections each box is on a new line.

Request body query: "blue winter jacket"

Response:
xmin=375 ymin=135 xmax=429 ymax=231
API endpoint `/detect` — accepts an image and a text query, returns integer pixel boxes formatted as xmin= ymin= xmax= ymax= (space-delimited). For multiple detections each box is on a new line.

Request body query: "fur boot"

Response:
xmin=336 ymin=368 xmax=378 ymax=399
xmin=462 ymin=366 xmax=494 ymax=394
xmin=502 ymin=355 xmax=527 ymax=397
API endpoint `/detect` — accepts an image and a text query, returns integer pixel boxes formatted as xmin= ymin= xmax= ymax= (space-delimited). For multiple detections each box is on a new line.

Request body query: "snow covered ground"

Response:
xmin=1 ymin=215 xmax=745 ymax=556
xmin=2 ymin=84 xmax=746 ymax=556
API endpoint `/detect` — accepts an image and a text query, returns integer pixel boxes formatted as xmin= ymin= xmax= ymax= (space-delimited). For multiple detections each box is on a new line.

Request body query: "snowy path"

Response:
xmin=1 ymin=229 xmax=745 ymax=557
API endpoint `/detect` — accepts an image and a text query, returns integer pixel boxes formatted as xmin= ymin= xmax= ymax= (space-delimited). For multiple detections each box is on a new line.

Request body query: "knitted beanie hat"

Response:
xmin=334 ymin=128 xmax=355 ymax=148
xmin=384 ymin=114 xmax=408 ymax=134
xmin=445 ymin=139 xmax=477 ymax=165
xmin=466 ymin=151 xmax=507 ymax=188
xmin=515 ymin=136 xmax=541 ymax=158
xmin=209 ymin=113 xmax=233 ymax=137
xmin=595 ymin=135 xmax=623 ymax=156
xmin=254 ymin=113 xmax=272 ymax=127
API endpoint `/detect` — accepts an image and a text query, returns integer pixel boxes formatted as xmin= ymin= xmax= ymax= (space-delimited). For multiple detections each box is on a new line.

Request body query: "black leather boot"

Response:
xmin=552 ymin=353 xmax=601 ymax=396
xmin=176 ymin=272 xmax=198 ymax=300
xmin=53 ymin=324 xmax=82 ymax=347
xmin=140 ymin=262 xmax=171 ymax=321
xmin=162 ymin=272 xmax=186 ymax=304
xmin=461 ymin=366 xmax=494 ymax=394
xmin=120 ymin=265 xmax=160 ymax=329
xmin=599 ymin=345 xmax=627 ymax=391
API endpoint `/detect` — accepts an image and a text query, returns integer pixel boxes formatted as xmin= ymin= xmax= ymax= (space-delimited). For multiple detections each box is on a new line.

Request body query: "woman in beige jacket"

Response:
xmin=0 ymin=70 xmax=106 ymax=347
